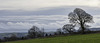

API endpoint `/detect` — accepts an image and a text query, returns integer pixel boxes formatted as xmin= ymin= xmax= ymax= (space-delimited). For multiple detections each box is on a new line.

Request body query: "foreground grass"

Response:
xmin=5 ymin=33 xmax=100 ymax=43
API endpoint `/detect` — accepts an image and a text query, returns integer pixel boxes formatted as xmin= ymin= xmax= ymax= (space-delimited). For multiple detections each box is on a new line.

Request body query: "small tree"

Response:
xmin=28 ymin=26 xmax=40 ymax=38
xmin=41 ymin=28 xmax=45 ymax=37
xmin=10 ymin=33 xmax=17 ymax=41
xmin=54 ymin=32 xmax=57 ymax=35
xmin=56 ymin=28 xmax=62 ymax=35
xmin=45 ymin=33 xmax=48 ymax=36
xmin=68 ymin=8 xmax=93 ymax=34
xmin=63 ymin=24 xmax=75 ymax=34
xmin=49 ymin=34 xmax=52 ymax=36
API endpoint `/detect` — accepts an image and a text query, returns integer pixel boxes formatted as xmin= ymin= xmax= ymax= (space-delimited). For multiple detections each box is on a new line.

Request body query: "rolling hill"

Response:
xmin=5 ymin=33 xmax=100 ymax=43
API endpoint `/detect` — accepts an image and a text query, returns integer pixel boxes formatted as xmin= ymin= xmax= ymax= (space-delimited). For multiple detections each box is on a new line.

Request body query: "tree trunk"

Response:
xmin=80 ymin=23 xmax=85 ymax=34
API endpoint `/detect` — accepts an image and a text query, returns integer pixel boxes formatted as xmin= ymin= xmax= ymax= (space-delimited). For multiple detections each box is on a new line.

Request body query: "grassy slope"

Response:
xmin=5 ymin=33 xmax=100 ymax=43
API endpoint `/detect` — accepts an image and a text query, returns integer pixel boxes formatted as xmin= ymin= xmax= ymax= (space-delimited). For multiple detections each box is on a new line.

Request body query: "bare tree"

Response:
xmin=41 ymin=28 xmax=45 ymax=37
xmin=10 ymin=33 xmax=17 ymax=41
xmin=28 ymin=26 xmax=40 ymax=38
xmin=56 ymin=28 xmax=62 ymax=35
xmin=63 ymin=24 xmax=75 ymax=34
xmin=68 ymin=8 xmax=93 ymax=34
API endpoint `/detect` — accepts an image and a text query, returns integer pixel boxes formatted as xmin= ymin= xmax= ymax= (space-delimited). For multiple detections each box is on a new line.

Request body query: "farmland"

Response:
xmin=5 ymin=33 xmax=100 ymax=43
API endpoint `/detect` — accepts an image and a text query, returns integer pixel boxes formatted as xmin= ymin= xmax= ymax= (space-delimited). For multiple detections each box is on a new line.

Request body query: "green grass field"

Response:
xmin=5 ymin=33 xmax=100 ymax=43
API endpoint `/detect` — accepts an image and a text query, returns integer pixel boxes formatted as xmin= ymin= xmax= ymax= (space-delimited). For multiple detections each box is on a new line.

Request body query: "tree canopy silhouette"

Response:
xmin=63 ymin=24 xmax=75 ymax=34
xmin=68 ymin=8 xmax=93 ymax=34
xmin=28 ymin=26 xmax=40 ymax=38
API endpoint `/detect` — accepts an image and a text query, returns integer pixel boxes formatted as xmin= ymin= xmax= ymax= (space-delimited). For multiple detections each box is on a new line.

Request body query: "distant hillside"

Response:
xmin=0 ymin=32 xmax=28 ymax=39
xmin=90 ymin=28 xmax=100 ymax=31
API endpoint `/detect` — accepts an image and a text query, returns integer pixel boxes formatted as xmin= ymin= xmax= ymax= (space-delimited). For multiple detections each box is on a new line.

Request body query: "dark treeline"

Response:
xmin=0 ymin=8 xmax=97 ymax=43
xmin=0 ymin=25 xmax=99 ymax=43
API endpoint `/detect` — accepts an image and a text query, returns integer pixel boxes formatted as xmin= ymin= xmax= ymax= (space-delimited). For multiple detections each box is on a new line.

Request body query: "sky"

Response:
xmin=0 ymin=0 xmax=100 ymax=33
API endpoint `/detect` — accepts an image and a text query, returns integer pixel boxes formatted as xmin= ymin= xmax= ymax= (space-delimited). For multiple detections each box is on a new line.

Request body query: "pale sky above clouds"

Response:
xmin=0 ymin=0 xmax=100 ymax=33
xmin=0 ymin=0 xmax=100 ymax=10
